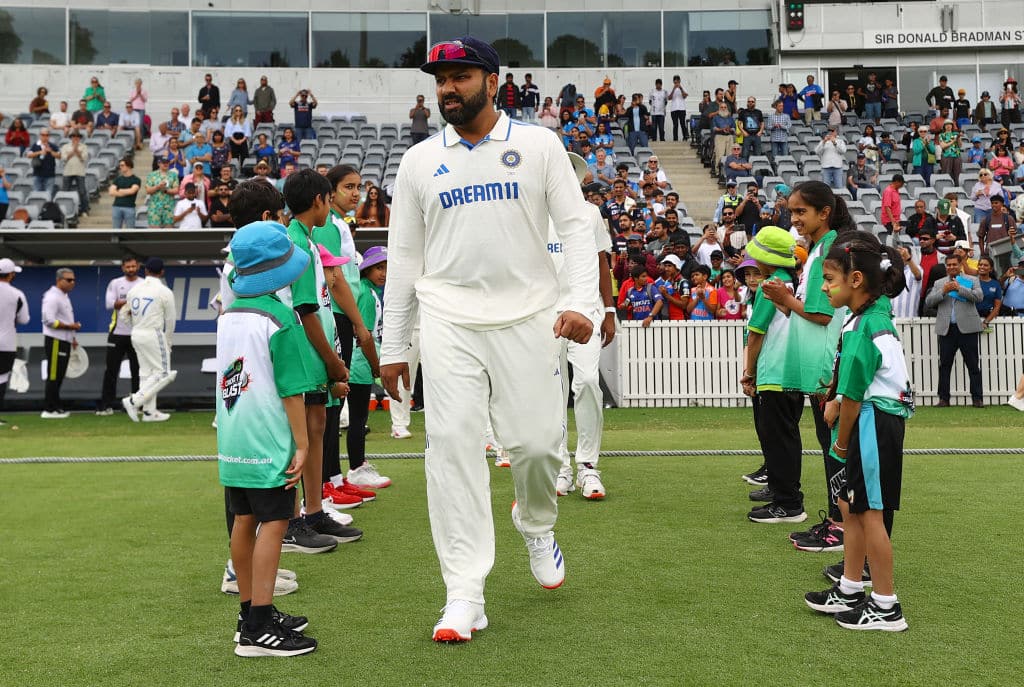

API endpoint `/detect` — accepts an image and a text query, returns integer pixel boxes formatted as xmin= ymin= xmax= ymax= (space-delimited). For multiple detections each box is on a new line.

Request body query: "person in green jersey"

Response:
xmin=742 ymin=226 xmax=808 ymax=525
xmin=759 ymin=180 xmax=856 ymax=550
xmin=218 ymin=220 xmax=318 ymax=657
xmin=805 ymin=231 xmax=912 ymax=632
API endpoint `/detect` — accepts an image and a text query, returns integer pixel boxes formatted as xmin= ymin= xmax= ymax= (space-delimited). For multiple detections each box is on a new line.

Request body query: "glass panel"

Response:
xmin=0 ymin=7 xmax=66 ymax=65
xmin=193 ymin=12 xmax=309 ymax=68
xmin=429 ymin=14 xmax=544 ymax=68
xmin=664 ymin=11 xmax=773 ymax=67
xmin=547 ymin=12 xmax=660 ymax=68
xmin=312 ymin=13 xmax=425 ymax=68
xmin=71 ymin=11 xmax=188 ymax=65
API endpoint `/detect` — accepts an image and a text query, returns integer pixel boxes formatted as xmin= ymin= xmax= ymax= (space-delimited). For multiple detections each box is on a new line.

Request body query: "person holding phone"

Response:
xmin=174 ymin=182 xmax=208 ymax=229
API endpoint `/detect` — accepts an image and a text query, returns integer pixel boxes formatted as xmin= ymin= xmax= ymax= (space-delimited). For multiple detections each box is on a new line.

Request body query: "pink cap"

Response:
xmin=317 ymin=244 xmax=351 ymax=267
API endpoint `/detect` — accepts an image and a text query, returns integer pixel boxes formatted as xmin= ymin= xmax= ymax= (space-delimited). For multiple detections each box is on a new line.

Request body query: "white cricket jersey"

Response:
xmin=106 ymin=275 xmax=141 ymax=336
xmin=124 ymin=276 xmax=177 ymax=340
xmin=547 ymin=203 xmax=609 ymax=315
xmin=41 ymin=286 xmax=75 ymax=342
xmin=0 ymin=281 xmax=30 ymax=352
xmin=382 ymin=112 xmax=599 ymax=363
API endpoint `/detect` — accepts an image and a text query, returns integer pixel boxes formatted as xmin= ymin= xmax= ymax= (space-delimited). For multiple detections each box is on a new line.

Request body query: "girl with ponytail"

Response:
xmin=804 ymin=231 xmax=912 ymax=632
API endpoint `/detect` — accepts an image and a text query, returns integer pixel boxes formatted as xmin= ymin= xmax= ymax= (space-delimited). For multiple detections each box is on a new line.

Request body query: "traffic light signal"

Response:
xmin=787 ymin=2 xmax=805 ymax=31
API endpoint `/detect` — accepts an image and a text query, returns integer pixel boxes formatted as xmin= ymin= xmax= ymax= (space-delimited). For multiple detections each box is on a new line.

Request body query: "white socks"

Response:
xmin=330 ymin=474 xmax=345 ymax=488
xmin=839 ymin=575 xmax=865 ymax=595
xmin=871 ymin=591 xmax=898 ymax=609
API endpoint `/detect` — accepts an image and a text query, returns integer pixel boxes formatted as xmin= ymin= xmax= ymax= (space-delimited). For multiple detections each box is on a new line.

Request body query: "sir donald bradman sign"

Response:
xmin=865 ymin=28 xmax=1024 ymax=49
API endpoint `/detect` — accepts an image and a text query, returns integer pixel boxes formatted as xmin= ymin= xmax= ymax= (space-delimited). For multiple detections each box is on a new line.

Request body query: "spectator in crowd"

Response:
xmin=880 ymin=174 xmax=904 ymax=234
xmin=857 ymin=124 xmax=880 ymax=162
xmin=200 ymin=107 xmax=223 ymax=138
xmin=0 ymin=168 xmax=10 ymax=221
xmin=846 ymin=153 xmax=878 ymax=199
xmin=209 ymin=130 xmax=231 ymax=177
xmin=164 ymin=107 xmax=185 ymax=136
xmin=591 ymin=121 xmax=614 ymax=155
xmin=588 ymin=148 xmax=615 ymax=186
xmin=723 ymin=144 xmax=752 ymax=185
xmin=96 ymin=257 xmax=141 ymax=416
xmin=218 ymin=165 xmax=238 ymax=191
xmin=648 ymin=79 xmax=668 ymax=142
xmin=59 ymin=130 xmax=90 ymax=218
xmin=252 ymin=76 xmax=277 ymax=124
xmin=767 ymin=100 xmax=791 ymax=157
xmin=572 ymin=96 xmax=596 ymax=133
xmin=496 ymin=73 xmax=520 ymax=119
xmin=710 ymin=102 xmax=735 ymax=177
xmin=49 ymin=101 xmax=70 ymax=135
xmin=974 ymin=91 xmax=999 ymax=131
xmin=719 ymin=205 xmax=751 ymax=254
xmin=989 ymin=145 xmax=1015 ymax=181
xmin=109 ymin=158 xmax=141 ymax=229
xmin=654 ymin=255 xmax=689 ymax=320
xmin=539 ymin=97 xmax=559 ymax=129
xmin=95 ymin=101 xmax=119 ymax=134
xmin=181 ymin=162 xmax=212 ymax=205
xmin=975 ymin=256 xmax=1003 ymax=329
xmin=861 ymin=72 xmax=883 ymax=123
xmin=815 ymin=126 xmax=848 ymax=189
xmin=614 ymin=164 xmax=640 ymax=198
xmin=824 ymin=89 xmax=847 ymax=129
xmin=878 ymin=131 xmax=895 ymax=162
xmin=277 ymin=127 xmax=300 ymax=167
xmin=953 ymin=89 xmax=971 ymax=129
xmin=970 ymin=169 xmax=1001 ymax=223
xmin=27 ymin=128 xmax=60 ymax=197
xmin=227 ymin=78 xmax=252 ymax=118
xmin=577 ymin=139 xmax=596 ymax=164
xmin=166 ymin=137 xmax=186 ymax=180
xmin=409 ymin=95 xmax=431 ymax=144
xmin=737 ymin=97 xmax=764 ymax=158
xmin=645 ymin=218 xmax=668 ymax=255
xmin=174 ymin=182 xmax=208 ymax=229
xmin=557 ymin=82 xmax=578 ymax=117
xmin=725 ymin=80 xmax=740 ymax=114
xmin=713 ymin=180 xmax=742 ymax=223
xmin=0 ymin=258 xmax=29 ymax=420
xmin=668 ymin=75 xmax=689 ymax=141
xmin=624 ymin=93 xmax=651 ymax=156
xmin=208 ymin=181 xmax=233 ymax=228
xmin=252 ymin=132 xmax=275 ymax=165
xmin=694 ymin=223 xmax=724 ymax=267
xmin=733 ymin=183 xmax=760 ymax=236
xmin=890 ymin=245 xmax=923 ymax=318
xmin=198 ymin=74 xmax=220 ymax=116
xmin=697 ymin=90 xmax=717 ymax=132
xmin=915 ymin=229 xmax=941 ymax=309
xmin=619 ymin=265 xmax=662 ymax=327
xmin=40 ymin=268 xmax=80 ymax=419
xmin=798 ymin=75 xmax=824 ymax=124
xmin=185 ymin=131 xmax=213 ymax=177
xmin=356 ymin=186 xmax=390 ymax=227
xmin=29 ymin=86 xmax=50 ymax=120
xmin=911 ymin=129 xmax=936 ymax=186
xmin=290 ymin=89 xmax=317 ymax=141
xmin=594 ymin=77 xmax=617 ymax=118
xmin=782 ymin=83 xmax=801 ymax=120
xmin=928 ymin=107 xmax=952 ymax=134
xmin=252 ymin=160 xmax=275 ymax=184
xmin=180 ymin=103 xmax=192 ymax=121
xmin=992 ymin=127 xmax=1015 ymax=153
xmin=686 ymin=265 xmax=717 ymax=320
xmin=882 ymin=77 xmax=900 ymax=119
xmin=1000 ymin=78 xmax=1021 ymax=127
xmin=933 ymin=198 xmax=966 ymax=254
xmin=978 ymin=193 xmax=1017 ymax=256
xmin=904 ymin=199 xmax=936 ymax=239
xmin=842 ymin=83 xmax=863 ymax=117
xmin=1000 ymin=256 xmax=1024 ymax=315
xmin=83 ymin=77 xmax=105 ymax=113
xmin=120 ymin=101 xmax=143 ymax=150
xmin=926 ymin=75 xmax=955 ymax=117
xmin=70 ymin=100 xmax=94 ymax=136
xmin=181 ymin=117 xmax=203 ymax=146
xmin=519 ymin=73 xmax=540 ymax=123
xmin=5 ymin=118 xmax=29 ymax=156
xmin=715 ymin=269 xmax=745 ymax=320
xmin=952 ymin=241 xmax=978 ymax=276
xmin=645 ymin=156 xmax=669 ymax=190
xmin=965 ymin=135 xmax=986 ymax=165
xmin=925 ymin=254 xmax=984 ymax=407
xmin=129 ymin=79 xmax=148 ymax=134
xmin=144 ymin=157 xmax=180 ymax=228
xmin=225 ymin=106 xmax=251 ymax=162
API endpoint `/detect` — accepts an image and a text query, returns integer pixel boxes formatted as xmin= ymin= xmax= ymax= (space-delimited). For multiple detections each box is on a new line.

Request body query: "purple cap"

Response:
xmin=360 ymin=246 xmax=388 ymax=271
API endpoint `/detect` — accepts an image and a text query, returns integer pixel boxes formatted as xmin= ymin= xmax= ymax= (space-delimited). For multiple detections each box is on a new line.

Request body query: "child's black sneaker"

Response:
xmin=748 ymin=486 xmax=774 ymax=502
xmin=234 ymin=607 xmax=309 ymax=642
xmin=235 ymin=619 xmax=318 ymax=657
xmin=823 ymin=559 xmax=872 ymax=584
xmin=747 ymin=503 xmax=807 ymax=524
xmin=742 ymin=464 xmax=768 ymax=486
xmin=835 ymin=599 xmax=908 ymax=632
xmin=804 ymin=584 xmax=865 ymax=614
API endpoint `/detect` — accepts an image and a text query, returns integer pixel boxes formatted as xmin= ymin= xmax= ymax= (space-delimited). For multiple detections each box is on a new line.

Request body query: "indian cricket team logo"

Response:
xmin=221 ymin=358 xmax=250 ymax=411
xmin=500 ymin=149 xmax=522 ymax=168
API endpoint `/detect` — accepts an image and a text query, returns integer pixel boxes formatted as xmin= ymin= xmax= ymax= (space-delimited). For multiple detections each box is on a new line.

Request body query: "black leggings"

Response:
xmin=322 ymin=404 xmax=342 ymax=482
xmin=346 ymin=383 xmax=371 ymax=471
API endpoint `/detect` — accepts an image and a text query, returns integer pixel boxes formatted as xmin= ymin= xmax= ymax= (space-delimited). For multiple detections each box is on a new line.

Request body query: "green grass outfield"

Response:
xmin=0 ymin=407 xmax=1019 ymax=686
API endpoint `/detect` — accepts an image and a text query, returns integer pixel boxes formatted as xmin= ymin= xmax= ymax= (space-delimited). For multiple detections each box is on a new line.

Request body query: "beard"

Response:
xmin=439 ymin=81 xmax=491 ymax=126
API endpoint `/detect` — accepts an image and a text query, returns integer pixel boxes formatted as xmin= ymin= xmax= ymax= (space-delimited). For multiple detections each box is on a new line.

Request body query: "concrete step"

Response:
xmin=650 ymin=141 xmax=721 ymax=225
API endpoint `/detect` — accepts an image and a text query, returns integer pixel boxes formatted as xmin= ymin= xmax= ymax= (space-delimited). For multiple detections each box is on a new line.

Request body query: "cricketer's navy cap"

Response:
xmin=421 ymin=37 xmax=500 ymax=76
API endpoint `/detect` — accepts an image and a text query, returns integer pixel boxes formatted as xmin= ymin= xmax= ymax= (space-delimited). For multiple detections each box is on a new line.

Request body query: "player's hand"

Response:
xmin=642 ymin=315 xmax=653 ymax=328
xmin=760 ymin=278 xmax=788 ymax=303
xmin=943 ymin=280 xmax=958 ymax=293
xmin=600 ymin=313 xmax=616 ymax=347
xmin=327 ymin=357 xmax=348 ymax=384
xmin=284 ymin=448 xmax=306 ymax=489
xmin=381 ymin=362 xmax=410 ymax=403
xmin=330 ymin=381 xmax=349 ymax=399
xmin=823 ymin=400 xmax=840 ymax=427
xmin=354 ymin=324 xmax=372 ymax=347
xmin=740 ymin=374 xmax=756 ymax=397
xmin=554 ymin=311 xmax=594 ymax=343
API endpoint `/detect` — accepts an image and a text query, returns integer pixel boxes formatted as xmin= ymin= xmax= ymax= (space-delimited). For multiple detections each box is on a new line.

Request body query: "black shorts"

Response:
xmin=0 ymin=351 xmax=14 ymax=377
xmin=839 ymin=403 xmax=905 ymax=513
xmin=304 ymin=390 xmax=328 ymax=406
xmin=225 ymin=485 xmax=294 ymax=523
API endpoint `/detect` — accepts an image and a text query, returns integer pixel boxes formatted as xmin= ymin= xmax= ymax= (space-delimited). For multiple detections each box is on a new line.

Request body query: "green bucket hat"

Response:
xmin=746 ymin=226 xmax=796 ymax=268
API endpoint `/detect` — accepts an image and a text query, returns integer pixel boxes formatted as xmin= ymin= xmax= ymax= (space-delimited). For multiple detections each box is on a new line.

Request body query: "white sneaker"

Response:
xmin=276 ymin=568 xmax=297 ymax=581
xmin=511 ymin=502 xmax=565 ymax=589
xmin=320 ymin=500 xmax=355 ymax=525
xmin=1008 ymin=395 xmax=1024 ymax=411
xmin=95 ymin=408 xmax=114 ymax=417
xmin=432 ymin=600 xmax=488 ymax=642
xmin=122 ymin=396 xmax=140 ymax=422
xmin=493 ymin=448 xmax=510 ymax=468
xmin=220 ymin=566 xmax=298 ymax=596
xmin=40 ymin=410 xmax=70 ymax=419
xmin=142 ymin=410 xmax=170 ymax=422
xmin=556 ymin=466 xmax=575 ymax=496
xmin=347 ymin=462 xmax=392 ymax=488
xmin=391 ymin=426 xmax=412 ymax=439
xmin=576 ymin=468 xmax=606 ymax=500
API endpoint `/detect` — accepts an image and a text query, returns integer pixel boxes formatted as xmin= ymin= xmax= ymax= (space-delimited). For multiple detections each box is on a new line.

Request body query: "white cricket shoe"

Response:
xmin=347 ymin=462 xmax=392 ymax=488
xmin=511 ymin=502 xmax=565 ymax=589
xmin=142 ymin=410 xmax=170 ymax=422
xmin=40 ymin=410 xmax=70 ymax=419
xmin=221 ymin=564 xmax=298 ymax=596
xmin=1008 ymin=395 xmax=1024 ymax=412
xmin=576 ymin=468 xmax=606 ymax=500
xmin=555 ymin=466 xmax=575 ymax=496
xmin=432 ymin=600 xmax=488 ymax=642
xmin=122 ymin=396 xmax=140 ymax=422
xmin=320 ymin=500 xmax=355 ymax=526
xmin=493 ymin=448 xmax=510 ymax=468
xmin=391 ymin=426 xmax=412 ymax=439
xmin=95 ymin=408 xmax=114 ymax=417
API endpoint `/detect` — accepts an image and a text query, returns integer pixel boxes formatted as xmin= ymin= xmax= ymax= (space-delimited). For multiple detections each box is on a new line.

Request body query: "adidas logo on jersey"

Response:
xmin=433 ymin=164 xmax=451 ymax=177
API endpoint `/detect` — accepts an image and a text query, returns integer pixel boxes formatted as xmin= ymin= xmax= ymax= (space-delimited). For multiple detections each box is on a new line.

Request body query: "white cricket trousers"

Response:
xmin=128 ymin=329 xmax=175 ymax=412
xmin=420 ymin=312 xmax=563 ymax=605
xmin=559 ymin=320 xmax=603 ymax=468
xmin=388 ymin=328 xmax=420 ymax=431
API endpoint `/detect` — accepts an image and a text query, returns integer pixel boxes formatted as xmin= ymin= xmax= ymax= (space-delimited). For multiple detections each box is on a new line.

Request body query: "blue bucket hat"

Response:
xmin=360 ymin=246 xmax=388 ymax=272
xmin=421 ymin=36 xmax=500 ymax=75
xmin=230 ymin=221 xmax=310 ymax=297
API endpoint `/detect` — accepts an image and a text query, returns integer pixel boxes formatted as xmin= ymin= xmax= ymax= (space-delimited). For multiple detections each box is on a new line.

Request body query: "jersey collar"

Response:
xmin=442 ymin=110 xmax=512 ymax=150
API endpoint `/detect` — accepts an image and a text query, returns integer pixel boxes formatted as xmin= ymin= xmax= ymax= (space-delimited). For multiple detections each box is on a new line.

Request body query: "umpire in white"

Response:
xmin=122 ymin=258 xmax=177 ymax=422
xmin=41 ymin=267 xmax=81 ymax=419
xmin=0 ymin=258 xmax=30 ymax=422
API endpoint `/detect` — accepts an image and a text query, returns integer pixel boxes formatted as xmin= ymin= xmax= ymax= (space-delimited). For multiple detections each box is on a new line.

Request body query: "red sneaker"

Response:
xmin=322 ymin=482 xmax=362 ymax=509
xmin=341 ymin=479 xmax=376 ymax=502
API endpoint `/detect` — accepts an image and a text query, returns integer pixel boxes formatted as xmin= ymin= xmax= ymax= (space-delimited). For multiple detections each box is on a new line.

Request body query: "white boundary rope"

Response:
xmin=2 ymin=448 xmax=1022 ymax=464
